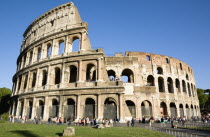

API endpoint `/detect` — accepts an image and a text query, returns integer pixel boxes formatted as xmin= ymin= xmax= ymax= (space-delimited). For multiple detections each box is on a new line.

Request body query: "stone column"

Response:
xmin=119 ymin=93 xmax=124 ymax=122
xmin=80 ymin=32 xmax=85 ymax=51
xmin=34 ymin=69 xmax=40 ymax=91
xmin=31 ymin=98 xmax=36 ymax=119
xmin=97 ymin=58 xmax=103 ymax=82
xmin=64 ymin=36 xmax=72 ymax=54
xmin=97 ymin=94 xmax=102 ymax=119
xmin=22 ymin=99 xmax=27 ymax=117
xmin=46 ymin=65 xmax=51 ymax=89
xmin=60 ymin=63 xmax=65 ymax=88
xmin=43 ymin=96 xmax=49 ymax=121
xmin=78 ymin=61 xmax=83 ymax=82
xmin=76 ymin=95 xmax=81 ymax=119
xmin=59 ymin=96 xmax=64 ymax=118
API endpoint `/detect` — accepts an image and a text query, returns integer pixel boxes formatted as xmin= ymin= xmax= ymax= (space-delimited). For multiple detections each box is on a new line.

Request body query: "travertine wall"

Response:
xmin=10 ymin=2 xmax=200 ymax=122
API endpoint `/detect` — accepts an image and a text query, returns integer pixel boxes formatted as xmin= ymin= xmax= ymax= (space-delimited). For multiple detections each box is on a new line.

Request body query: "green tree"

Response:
xmin=197 ymin=88 xmax=208 ymax=109
xmin=0 ymin=87 xmax=11 ymax=115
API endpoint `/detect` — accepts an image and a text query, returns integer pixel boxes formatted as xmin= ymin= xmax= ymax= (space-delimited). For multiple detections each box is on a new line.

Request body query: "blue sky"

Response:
xmin=0 ymin=0 xmax=209 ymax=89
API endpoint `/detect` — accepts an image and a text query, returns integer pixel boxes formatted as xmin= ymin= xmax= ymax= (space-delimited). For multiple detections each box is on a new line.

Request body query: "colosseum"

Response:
xmin=10 ymin=2 xmax=200 ymax=122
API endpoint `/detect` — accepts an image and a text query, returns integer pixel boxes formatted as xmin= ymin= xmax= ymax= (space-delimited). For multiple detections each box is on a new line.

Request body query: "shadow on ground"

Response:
xmin=56 ymin=133 xmax=63 ymax=137
xmin=10 ymin=130 xmax=39 ymax=137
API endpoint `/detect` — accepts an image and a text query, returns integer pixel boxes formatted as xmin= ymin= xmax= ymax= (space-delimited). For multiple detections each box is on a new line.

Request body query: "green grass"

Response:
xmin=0 ymin=122 xmax=173 ymax=137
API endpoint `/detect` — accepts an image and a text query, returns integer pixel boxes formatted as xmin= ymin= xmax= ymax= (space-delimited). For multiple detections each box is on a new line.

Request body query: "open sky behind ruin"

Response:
xmin=0 ymin=0 xmax=209 ymax=89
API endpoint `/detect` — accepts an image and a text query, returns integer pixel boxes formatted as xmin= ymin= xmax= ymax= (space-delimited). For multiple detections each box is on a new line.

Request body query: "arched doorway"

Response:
xmin=50 ymin=99 xmax=59 ymax=118
xmin=179 ymin=104 xmax=184 ymax=117
xmin=190 ymin=105 xmax=194 ymax=117
xmin=64 ymin=98 xmax=75 ymax=121
xmin=126 ymin=100 xmax=136 ymax=118
xmin=19 ymin=101 xmax=24 ymax=117
xmin=103 ymin=98 xmax=117 ymax=120
xmin=170 ymin=103 xmax=177 ymax=118
xmin=36 ymin=100 xmax=44 ymax=118
xmin=27 ymin=101 xmax=33 ymax=119
xmin=141 ymin=100 xmax=152 ymax=118
xmin=186 ymin=104 xmax=190 ymax=119
xmin=84 ymin=98 xmax=95 ymax=118
xmin=160 ymin=102 xmax=168 ymax=117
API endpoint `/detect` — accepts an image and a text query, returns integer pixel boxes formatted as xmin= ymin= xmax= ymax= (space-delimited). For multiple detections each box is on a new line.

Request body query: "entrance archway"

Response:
xmin=126 ymin=100 xmax=136 ymax=118
xmin=179 ymin=104 xmax=184 ymax=117
xmin=37 ymin=100 xmax=44 ymax=118
xmin=170 ymin=103 xmax=177 ymax=118
xmin=84 ymin=98 xmax=95 ymax=118
xmin=141 ymin=100 xmax=152 ymax=118
xmin=103 ymin=98 xmax=117 ymax=120
xmin=64 ymin=98 xmax=75 ymax=121
xmin=50 ymin=99 xmax=59 ymax=118
xmin=27 ymin=101 xmax=33 ymax=119
xmin=160 ymin=102 xmax=168 ymax=117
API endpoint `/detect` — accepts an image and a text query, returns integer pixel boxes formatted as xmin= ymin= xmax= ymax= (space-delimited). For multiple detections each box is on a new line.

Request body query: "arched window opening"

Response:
xmin=104 ymin=98 xmax=117 ymax=120
xmin=24 ymin=74 xmax=28 ymax=89
xmin=19 ymin=101 xmax=24 ymax=117
xmin=37 ymin=47 xmax=42 ymax=61
xmin=158 ymin=77 xmax=165 ymax=92
xmin=166 ymin=58 xmax=170 ymax=64
xmin=146 ymin=55 xmax=151 ymax=61
xmin=69 ymin=66 xmax=77 ymax=83
xmin=29 ymin=51 xmax=33 ymax=64
xmin=175 ymin=79 xmax=181 ymax=92
xmin=23 ymin=55 xmax=27 ymax=67
xmin=180 ymin=63 xmax=182 ymax=70
xmin=191 ymin=84 xmax=194 ymax=97
xmin=18 ymin=76 xmax=22 ymax=91
xmin=64 ymin=98 xmax=75 ymax=121
xmin=157 ymin=67 xmax=163 ymax=74
xmin=85 ymin=98 xmax=95 ymax=118
xmin=32 ymin=72 xmax=37 ymax=88
xmin=107 ymin=70 xmax=116 ymax=81
xmin=54 ymin=68 xmax=61 ymax=84
xmin=170 ymin=103 xmax=177 ymax=118
xmin=42 ymin=70 xmax=48 ymax=86
xmin=167 ymin=77 xmax=174 ymax=93
xmin=126 ymin=100 xmax=136 ymax=118
xmin=147 ymin=75 xmax=155 ymax=86
xmin=72 ymin=37 xmax=80 ymax=52
xmin=58 ymin=40 xmax=65 ymax=55
xmin=47 ymin=44 xmax=52 ymax=57
xmin=182 ymin=80 xmax=187 ymax=92
xmin=188 ymin=83 xmax=191 ymax=97
xmin=141 ymin=100 xmax=152 ymax=118
xmin=160 ymin=102 xmax=168 ymax=117
xmin=121 ymin=69 xmax=134 ymax=83
xmin=86 ymin=64 xmax=96 ymax=81
xmin=179 ymin=104 xmax=184 ymax=117
xmin=186 ymin=74 xmax=189 ymax=80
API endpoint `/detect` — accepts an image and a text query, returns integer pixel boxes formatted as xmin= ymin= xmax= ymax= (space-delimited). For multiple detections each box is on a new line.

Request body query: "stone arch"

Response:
xmin=27 ymin=100 xmax=33 ymax=119
xmin=158 ymin=77 xmax=165 ymax=92
xmin=36 ymin=100 xmax=44 ymax=118
xmin=141 ymin=100 xmax=152 ymax=118
xmin=147 ymin=75 xmax=155 ymax=86
xmin=24 ymin=74 xmax=28 ymax=89
xmin=186 ymin=104 xmax=190 ymax=119
xmin=72 ymin=36 xmax=80 ymax=52
xmin=126 ymin=100 xmax=136 ymax=118
xmin=107 ymin=70 xmax=116 ymax=81
xmin=157 ymin=67 xmax=163 ymax=74
xmin=182 ymin=80 xmax=187 ymax=92
xmin=58 ymin=39 xmax=65 ymax=55
xmin=170 ymin=102 xmax=177 ymax=118
xmin=86 ymin=64 xmax=96 ymax=81
xmin=121 ymin=69 xmax=134 ymax=83
xmin=175 ymin=79 xmax=181 ymax=92
xmin=42 ymin=70 xmax=48 ymax=86
xmin=104 ymin=97 xmax=117 ymax=120
xmin=160 ymin=102 xmax=168 ymax=117
xmin=64 ymin=98 xmax=75 ymax=121
xmin=186 ymin=74 xmax=189 ymax=80
xmin=188 ymin=83 xmax=191 ymax=96
xmin=32 ymin=72 xmax=37 ymax=88
xmin=54 ymin=67 xmax=61 ymax=84
xmin=190 ymin=104 xmax=194 ymax=117
xmin=69 ymin=65 xmax=77 ymax=83
xmin=47 ymin=43 xmax=52 ymax=57
xmin=50 ymin=99 xmax=59 ymax=118
xmin=84 ymin=98 xmax=95 ymax=118
xmin=179 ymin=104 xmax=184 ymax=117
xmin=167 ymin=77 xmax=174 ymax=93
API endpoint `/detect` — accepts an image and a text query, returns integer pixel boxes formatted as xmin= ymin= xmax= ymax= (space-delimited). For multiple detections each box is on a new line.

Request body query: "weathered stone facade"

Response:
xmin=10 ymin=2 xmax=200 ymax=122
